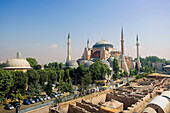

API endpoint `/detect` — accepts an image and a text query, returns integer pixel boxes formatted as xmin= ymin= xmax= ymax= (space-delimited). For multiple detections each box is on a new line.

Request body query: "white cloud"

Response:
xmin=49 ymin=44 xmax=58 ymax=49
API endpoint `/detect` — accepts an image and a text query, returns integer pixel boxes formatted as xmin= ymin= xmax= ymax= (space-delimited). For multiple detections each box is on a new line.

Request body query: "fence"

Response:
xmin=19 ymin=100 xmax=54 ymax=113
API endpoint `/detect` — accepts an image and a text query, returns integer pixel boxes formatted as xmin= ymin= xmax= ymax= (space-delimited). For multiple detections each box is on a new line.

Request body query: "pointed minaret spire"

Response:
xmin=87 ymin=38 xmax=89 ymax=49
xmin=121 ymin=27 xmax=124 ymax=55
xmin=67 ymin=33 xmax=71 ymax=61
xmin=136 ymin=34 xmax=141 ymax=71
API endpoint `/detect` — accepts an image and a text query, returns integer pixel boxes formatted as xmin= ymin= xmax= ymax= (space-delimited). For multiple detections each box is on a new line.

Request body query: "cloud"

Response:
xmin=49 ymin=44 xmax=58 ymax=49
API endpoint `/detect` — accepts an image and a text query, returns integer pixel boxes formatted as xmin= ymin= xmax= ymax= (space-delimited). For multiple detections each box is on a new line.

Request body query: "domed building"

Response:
xmin=4 ymin=52 xmax=32 ymax=72
xmin=82 ymin=38 xmax=121 ymax=60
xmin=84 ymin=61 xmax=94 ymax=68
xmin=65 ymin=60 xmax=78 ymax=68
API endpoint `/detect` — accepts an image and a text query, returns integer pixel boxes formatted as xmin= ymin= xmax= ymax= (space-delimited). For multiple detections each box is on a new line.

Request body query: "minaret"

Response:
xmin=67 ymin=33 xmax=71 ymax=61
xmin=121 ymin=27 xmax=124 ymax=55
xmin=87 ymin=38 xmax=89 ymax=49
xmin=136 ymin=34 xmax=141 ymax=71
xmin=120 ymin=27 xmax=129 ymax=73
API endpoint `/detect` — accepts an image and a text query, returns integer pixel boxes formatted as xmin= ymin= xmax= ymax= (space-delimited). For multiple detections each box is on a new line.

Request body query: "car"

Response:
xmin=29 ymin=99 xmax=35 ymax=104
xmin=60 ymin=93 xmax=63 ymax=96
xmin=52 ymin=93 xmax=57 ymax=98
xmin=46 ymin=95 xmax=51 ymax=100
xmin=37 ymin=96 xmax=43 ymax=101
xmin=23 ymin=99 xmax=31 ymax=105
xmin=4 ymin=104 xmax=14 ymax=110
xmin=49 ymin=94 xmax=54 ymax=98
xmin=41 ymin=95 xmax=47 ymax=100
xmin=33 ymin=97 xmax=39 ymax=102
xmin=11 ymin=101 xmax=20 ymax=108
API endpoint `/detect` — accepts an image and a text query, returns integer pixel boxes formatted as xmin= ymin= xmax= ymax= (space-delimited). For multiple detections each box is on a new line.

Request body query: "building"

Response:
xmin=65 ymin=33 xmax=79 ymax=68
xmin=164 ymin=65 xmax=170 ymax=74
xmin=4 ymin=52 xmax=32 ymax=72
xmin=81 ymin=28 xmax=135 ymax=73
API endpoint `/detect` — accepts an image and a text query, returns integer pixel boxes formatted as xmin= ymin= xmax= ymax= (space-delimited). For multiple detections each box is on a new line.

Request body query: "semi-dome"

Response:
xmin=102 ymin=60 xmax=110 ymax=67
xmin=84 ymin=61 xmax=94 ymax=68
xmin=4 ymin=52 xmax=32 ymax=72
xmin=65 ymin=60 xmax=78 ymax=68
xmin=93 ymin=38 xmax=113 ymax=48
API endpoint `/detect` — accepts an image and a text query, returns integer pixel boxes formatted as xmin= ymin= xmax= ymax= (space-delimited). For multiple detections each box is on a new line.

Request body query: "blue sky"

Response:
xmin=0 ymin=0 xmax=170 ymax=64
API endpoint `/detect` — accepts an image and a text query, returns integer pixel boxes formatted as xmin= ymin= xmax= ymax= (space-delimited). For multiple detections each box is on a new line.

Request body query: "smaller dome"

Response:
xmin=84 ymin=61 xmax=94 ymax=68
xmin=102 ymin=60 xmax=110 ymax=67
xmin=65 ymin=60 xmax=78 ymax=68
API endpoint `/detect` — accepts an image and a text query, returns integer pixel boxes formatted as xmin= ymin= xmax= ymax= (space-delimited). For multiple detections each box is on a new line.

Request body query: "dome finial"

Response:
xmin=17 ymin=51 xmax=21 ymax=58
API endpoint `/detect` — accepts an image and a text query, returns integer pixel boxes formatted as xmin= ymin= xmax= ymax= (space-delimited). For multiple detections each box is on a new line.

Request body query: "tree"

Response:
xmin=13 ymin=71 xmax=28 ymax=95
xmin=47 ymin=70 xmax=57 ymax=84
xmin=59 ymin=63 xmax=63 ymax=70
xmin=46 ymin=79 xmax=52 ymax=95
xmin=0 ymin=63 xmax=7 ymax=68
xmin=130 ymin=68 xmax=135 ymax=76
xmin=27 ymin=82 xmax=42 ymax=97
xmin=38 ymin=70 xmax=48 ymax=91
xmin=26 ymin=69 xmax=40 ymax=84
xmin=0 ymin=70 xmax=13 ymax=101
xmin=112 ymin=57 xmax=119 ymax=79
xmin=33 ymin=65 xmax=42 ymax=70
xmin=26 ymin=58 xmax=38 ymax=67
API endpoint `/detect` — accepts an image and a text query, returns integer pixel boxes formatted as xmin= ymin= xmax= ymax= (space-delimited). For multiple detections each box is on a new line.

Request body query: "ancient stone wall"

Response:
xmin=106 ymin=93 xmax=138 ymax=109
xmin=76 ymin=102 xmax=99 ymax=113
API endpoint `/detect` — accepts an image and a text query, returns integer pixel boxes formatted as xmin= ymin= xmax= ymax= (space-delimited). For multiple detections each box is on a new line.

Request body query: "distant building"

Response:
xmin=4 ymin=52 xmax=32 ymax=72
xmin=164 ymin=65 xmax=170 ymax=74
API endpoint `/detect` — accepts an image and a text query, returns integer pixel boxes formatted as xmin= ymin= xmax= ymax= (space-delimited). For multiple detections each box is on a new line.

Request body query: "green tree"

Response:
xmin=47 ymin=70 xmax=57 ymax=84
xmin=13 ymin=71 xmax=28 ymax=95
xmin=0 ymin=70 xmax=13 ymax=101
xmin=26 ymin=69 xmax=40 ymax=84
xmin=46 ymin=79 xmax=52 ymax=95
xmin=112 ymin=57 xmax=119 ymax=79
xmin=33 ymin=65 xmax=42 ymax=70
xmin=130 ymin=68 xmax=135 ymax=76
xmin=26 ymin=58 xmax=38 ymax=67
xmin=38 ymin=70 xmax=48 ymax=91
xmin=27 ymin=82 xmax=42 ymax=97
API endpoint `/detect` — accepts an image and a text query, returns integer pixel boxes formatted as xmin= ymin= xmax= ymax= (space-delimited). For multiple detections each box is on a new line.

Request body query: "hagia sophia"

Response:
xmin=3 ymin=27 xmax=141 ymax=75
xmin=65 ymin=28 xmax=141 ymax=74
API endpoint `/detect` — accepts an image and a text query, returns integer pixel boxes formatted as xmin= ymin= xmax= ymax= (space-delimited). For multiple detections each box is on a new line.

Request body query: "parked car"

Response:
xmin=11 ymin=101 xmax=20 ymax=108
xmin=46 ymin=95 xmax=51 ymax=100
xmin=60 ymin=93 xmax=63 ymax=96
xmin=49 ymin=94 xmax=54 ymax=98
xmin=33 ymin=97 xmax=39 ymax=102
xmin=4 ymin=104 xmax=14 ymax=110
xmin=29 ymin=99 xmax=35 ymax=104
xmin=52 ymin=93 xmax=57 ymax=98
xmin=41 ymin=95 xmax=47 ymax=101
xmin=37 ymin=96 xmax=43 ymax=101
xmin=23 ymin=99 xmax=31 ymax=105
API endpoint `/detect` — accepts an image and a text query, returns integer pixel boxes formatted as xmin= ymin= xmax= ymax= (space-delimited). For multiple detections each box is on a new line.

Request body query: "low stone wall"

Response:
xmin=84 ymin=93 xmax=106 ymax=105
xmin=76 ymin=102 xmax=99 ymax=113
xmin=68 ymin=104 xmax=90 ymax=113
xmin=106 ymin=93 xmax=138 ymax=109
xmin=82 ymin=100 xmax=100 ymax=109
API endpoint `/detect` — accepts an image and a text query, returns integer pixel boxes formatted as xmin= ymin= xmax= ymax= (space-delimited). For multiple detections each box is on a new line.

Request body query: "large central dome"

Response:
xmin=93 ymin=39 xmax=113 ymax=48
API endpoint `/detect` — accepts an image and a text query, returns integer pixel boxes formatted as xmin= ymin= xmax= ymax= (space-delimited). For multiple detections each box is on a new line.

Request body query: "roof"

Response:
xmin=102 ymin=60 xmax=110 ymax=67
xmin=84 ymin=61 xmax=94 ymax=68
xmin=93 ymin=39 xmax=113 ymax=48
xmin=4 ymin=52 xmax=31 ymax=69
xmin=164 ymin=65 xmax=170 ymax=68
xmin=161 ymin=91 xmax=170 ymax=99
xmin=65 ymin=60 xmax=78 ymax=68
xmin=148 ymin=96 xmax=169 ymax=111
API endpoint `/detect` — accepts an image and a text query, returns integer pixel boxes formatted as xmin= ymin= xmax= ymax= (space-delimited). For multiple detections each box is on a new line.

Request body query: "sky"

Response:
xmin=0 ymin=0 xmax=170 ymax=64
